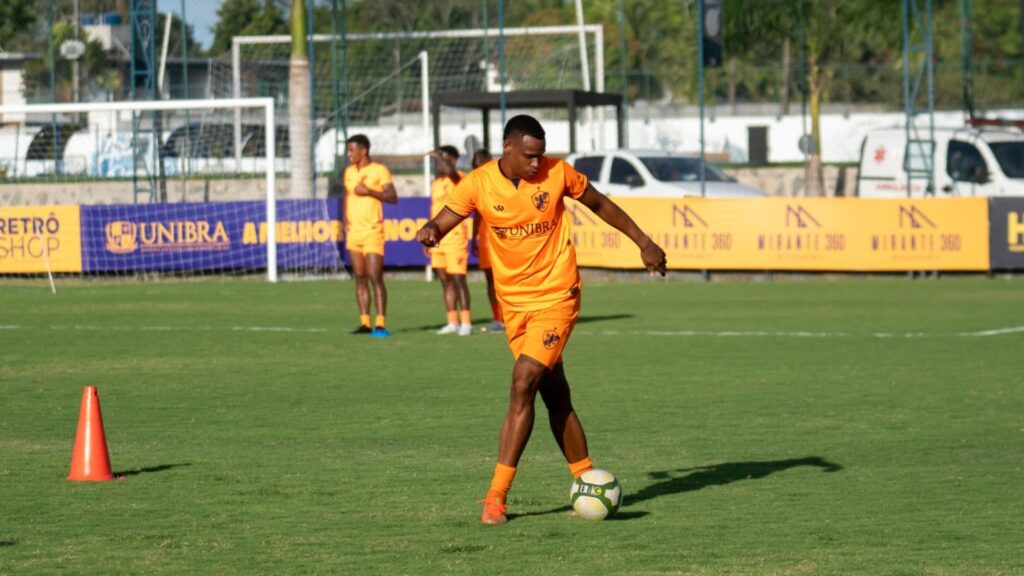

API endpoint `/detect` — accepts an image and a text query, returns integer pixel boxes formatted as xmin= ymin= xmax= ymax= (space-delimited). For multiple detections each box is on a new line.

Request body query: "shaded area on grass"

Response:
xmin=0 ymin=541 xmax=15 ymax=547
xmin=574 ymin=314 xmax=634 ymax=325
xmin=115 ymin=463 xmax=191 ymax=477
xmin=507 ymin=457 xmax=839 ymax=521
xmin=397 ymin=313 xmax=634 ymax=334
xmin=629 ymin=456 xmax=843 ymax=506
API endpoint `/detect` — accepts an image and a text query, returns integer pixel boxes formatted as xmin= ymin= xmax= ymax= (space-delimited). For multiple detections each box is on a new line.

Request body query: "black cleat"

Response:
xmin=351 ymin=325 xmax=372 ymax=335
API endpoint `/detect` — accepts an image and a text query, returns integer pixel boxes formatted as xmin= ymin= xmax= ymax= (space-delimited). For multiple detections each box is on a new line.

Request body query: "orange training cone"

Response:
xmin=67 ymin=386 xmax=114 ymax=482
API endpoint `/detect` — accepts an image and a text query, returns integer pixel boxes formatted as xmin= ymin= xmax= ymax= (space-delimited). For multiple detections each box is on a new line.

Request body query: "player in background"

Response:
xmin=469 ymin=149 xmax=504 ymax=333
xmin=344 ymin=134 xmax=398 ymax=337
xmin=427 ymin=146 xmax=472 ymax=336
xmin=416 ymin=115 xmax=667 ymax=524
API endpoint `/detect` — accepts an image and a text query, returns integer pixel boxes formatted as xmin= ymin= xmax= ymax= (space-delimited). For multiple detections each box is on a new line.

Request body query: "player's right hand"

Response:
xmin=416 ymin=221 xmax=441 ymax=247
xmin=640 ymin=238 xmax=667 ymax=277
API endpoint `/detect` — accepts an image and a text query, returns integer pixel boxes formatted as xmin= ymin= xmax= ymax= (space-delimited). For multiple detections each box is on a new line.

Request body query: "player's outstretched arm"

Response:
xmin=578 ymin=184 xmax=667 ymax=276
xmin=426 ymin=150 xmax=462 ymax=185
xmin=416 ymin=207 xmax=466 ymax=248
xmin=354 ymin=182 xmax=399 ymax=204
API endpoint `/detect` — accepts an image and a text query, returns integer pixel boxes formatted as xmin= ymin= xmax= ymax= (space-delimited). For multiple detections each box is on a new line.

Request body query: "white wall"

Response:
xmin=0 ymin=68 xmax=27 ymax=124
xmin=341 ymin=107 xmax=1024 ymax=164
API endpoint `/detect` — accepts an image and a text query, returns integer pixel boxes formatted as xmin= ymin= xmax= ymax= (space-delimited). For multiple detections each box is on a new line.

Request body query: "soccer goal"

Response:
xmin=224 ymin=24 xmax=606 ymax=167
xmin=0 ymin=97 xmax=340 ymax=283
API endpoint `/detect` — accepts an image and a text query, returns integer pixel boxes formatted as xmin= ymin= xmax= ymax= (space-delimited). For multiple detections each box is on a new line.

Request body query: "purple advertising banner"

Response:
xmin=376 ymin=197 xmax=477 ymax=267
xmin=81 ymin=199 xmax=344 ymax=273
xmin=78 ymin=197 xmax=472 ymax=273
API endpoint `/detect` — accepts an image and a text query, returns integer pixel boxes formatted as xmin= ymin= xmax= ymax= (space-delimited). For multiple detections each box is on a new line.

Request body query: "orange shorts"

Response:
xmin=345 ymin=226 xmax=385 ymax=256
xmin=503 ymin=296 xmax=580 ymax=368
xmin=431 ymin=243 xmax=469 ymax=274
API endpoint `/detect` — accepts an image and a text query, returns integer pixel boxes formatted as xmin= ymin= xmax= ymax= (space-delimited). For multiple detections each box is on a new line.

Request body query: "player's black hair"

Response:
xmin=472 ymin=148 xmax=492 ymax=168
xmin=346 ymin=134 xmax=371 ymax=151
xmin=439 ymin=145 xmax=460 ymax=158
xmin=502 ymin=114 xmax=545 ymax=142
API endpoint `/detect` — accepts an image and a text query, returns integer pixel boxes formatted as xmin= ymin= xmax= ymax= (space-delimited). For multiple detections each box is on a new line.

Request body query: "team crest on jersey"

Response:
xmin=532 ymin=190 xmax=550 ymax=212
xmin=542 ymin=330 xmax=560 ymax=349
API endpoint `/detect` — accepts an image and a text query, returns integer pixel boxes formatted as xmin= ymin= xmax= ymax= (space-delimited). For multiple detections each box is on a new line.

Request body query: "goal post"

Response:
xmin=0 ymin=97 xmax=293 ymax=282
xmin=230 ymin=24 xmax=606 ymax=168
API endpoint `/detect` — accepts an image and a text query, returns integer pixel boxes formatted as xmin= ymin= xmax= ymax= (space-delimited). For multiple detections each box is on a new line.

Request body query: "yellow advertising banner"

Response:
xmin=567 ymin=197 xmax=989 ymax=271
xmin=0 ymin=205 xmax=83 ymax=273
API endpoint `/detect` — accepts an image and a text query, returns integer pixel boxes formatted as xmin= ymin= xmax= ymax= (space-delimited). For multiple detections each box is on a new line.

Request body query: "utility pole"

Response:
xmin=73 ymin=0 xmax=80 ymax=110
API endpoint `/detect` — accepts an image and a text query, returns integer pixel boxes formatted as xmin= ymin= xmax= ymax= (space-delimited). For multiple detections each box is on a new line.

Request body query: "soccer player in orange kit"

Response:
xmin=416 ymin=115 xmax=667 ymax=524
xmin=427 ymin=145 xmax=472 ymax=336
xmin=343 ymin=134 xmax=398 ymax=337
xmin=469 ymin=148 xmax=505 ymax=333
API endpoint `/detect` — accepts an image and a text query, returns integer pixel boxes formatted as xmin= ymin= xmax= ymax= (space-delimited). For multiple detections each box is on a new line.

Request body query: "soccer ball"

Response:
xmin=570 ymin=469 xmax=622 ymax=520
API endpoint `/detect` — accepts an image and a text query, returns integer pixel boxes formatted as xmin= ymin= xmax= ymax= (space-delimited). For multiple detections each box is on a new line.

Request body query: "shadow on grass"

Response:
xmin=115 ymin=463 xmax=191 ymax=477
xmin=575 ymin=314 xmax=634 ymax=325
xmin=628 ymin=456 xmax=843 ymax=506
xmin=508 ymin=506 xmax=650 ymax=522
xmin=0 ymin=541 xmax=15 ymax=547
xmin=397 ymin=314 xmax=634 ymax=334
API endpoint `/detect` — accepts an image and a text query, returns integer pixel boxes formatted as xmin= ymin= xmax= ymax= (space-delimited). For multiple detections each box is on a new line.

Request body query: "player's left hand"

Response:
xmin=416 ymin=221 xmax=441 ymax=247
xmin=640 ymin=238 xmax=667 ymax=277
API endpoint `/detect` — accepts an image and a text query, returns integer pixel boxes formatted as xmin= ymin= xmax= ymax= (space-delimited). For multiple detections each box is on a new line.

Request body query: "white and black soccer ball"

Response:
xmin=570 ymin=469 xmax=622 ymax=520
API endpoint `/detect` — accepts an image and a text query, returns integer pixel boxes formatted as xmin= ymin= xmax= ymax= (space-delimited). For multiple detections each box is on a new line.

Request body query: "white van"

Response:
xmin=857 ymin=127 xmax=1024 ymax=197
xmin=564 ymin=149 xmax=766 ymax=198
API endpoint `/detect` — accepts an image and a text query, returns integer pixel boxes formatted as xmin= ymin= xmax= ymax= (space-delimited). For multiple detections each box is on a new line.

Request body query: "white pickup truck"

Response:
xmin=564 ymin=149 xmax=766 ymax=198
xmin=857 ymin=127 xmax=1024 ymax=197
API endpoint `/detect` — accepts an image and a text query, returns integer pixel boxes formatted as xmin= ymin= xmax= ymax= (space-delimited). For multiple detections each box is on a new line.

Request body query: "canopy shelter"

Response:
xmin=431 ymin=90 xmax=624 ymax=154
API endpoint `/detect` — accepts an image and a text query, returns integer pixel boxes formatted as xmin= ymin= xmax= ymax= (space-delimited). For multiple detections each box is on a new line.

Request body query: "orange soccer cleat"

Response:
xmin=479 ymin=494 xmax=508 ymax=525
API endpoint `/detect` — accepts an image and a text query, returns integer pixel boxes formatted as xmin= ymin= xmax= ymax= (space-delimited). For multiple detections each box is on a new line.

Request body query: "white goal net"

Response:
xmin=222 ymin=25 xmax=604 ymax=168
xmin=0 ymin=98 xmax=341 ymax=283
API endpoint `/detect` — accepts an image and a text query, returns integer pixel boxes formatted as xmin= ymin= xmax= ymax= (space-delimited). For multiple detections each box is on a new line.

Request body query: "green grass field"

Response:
xmin=1 ymin=276 xmax=1022 ymax=575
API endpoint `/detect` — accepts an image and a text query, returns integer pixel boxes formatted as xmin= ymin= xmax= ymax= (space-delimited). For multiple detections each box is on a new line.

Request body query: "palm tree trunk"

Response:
xmin=289 ymin=61 xmax=312 ymax=198
xmin=289 ymin=0 xmax=313 ymax=198
xmin=806 ymin=62 xmax=825 ymax=197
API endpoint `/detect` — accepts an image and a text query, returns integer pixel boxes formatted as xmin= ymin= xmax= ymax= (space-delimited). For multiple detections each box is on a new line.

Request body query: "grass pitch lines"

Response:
xmin=962 ymin=325 xmax=1024 ymax=337
xmin=577 ymin=326 xmax=1024 ymax=339
xmin=5 ymin=323 xmax=1024 ymax=339
xmin=0 ymin=323 xmax=330 ymax=334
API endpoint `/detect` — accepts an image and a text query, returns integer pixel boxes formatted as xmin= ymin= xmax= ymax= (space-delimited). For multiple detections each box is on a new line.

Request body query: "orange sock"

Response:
xmin=568 ymin=457 xmax=593 ymax=479
xmin=491 ymin=302 xmax=503 ymax=323
xmin=459 ymin=310 xmax=472 ymax=326
xmin=374 ymin=315 xmax=386 ymax=328
xmin=446 ymin=311 xmax=458 ymax=325
xmin=487 ymin=462 xmax=517 ymax=501
xmin=359 ymin=314 xmax=371 ymax=327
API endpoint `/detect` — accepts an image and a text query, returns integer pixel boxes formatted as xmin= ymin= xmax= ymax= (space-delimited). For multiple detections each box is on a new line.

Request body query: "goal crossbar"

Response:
xmin=230 ymin=25 xmax=606 ymax=163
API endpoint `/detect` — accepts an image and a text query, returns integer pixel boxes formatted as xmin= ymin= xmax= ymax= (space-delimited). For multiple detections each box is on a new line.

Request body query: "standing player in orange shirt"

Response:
xmin=427 ymin=146 xmax=472 ymax=336
xmin=469 ymin=149 xmax=505 ymax=333
xmin=416 ymin=115 xmax=666 ymax=524
xmin=343 ymin=134 xmax=398 ymax=337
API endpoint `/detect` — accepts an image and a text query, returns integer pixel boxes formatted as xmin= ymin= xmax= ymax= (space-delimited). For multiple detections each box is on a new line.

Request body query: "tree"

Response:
xmin=22 ymin=21 xmax=120 ymax=103
xmin=208 ymin=0 xmax=288 ymax=57
xmin=289 ymin=0 xmax=312 ymax=197
xmin=0 ymin=0 xmax=35 ymax=52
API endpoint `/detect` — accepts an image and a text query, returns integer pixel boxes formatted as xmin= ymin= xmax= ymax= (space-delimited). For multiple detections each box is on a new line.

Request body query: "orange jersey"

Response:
xmin=343 ymin=161 xmax=393 ymax=232
xmin=445 ymin=157 xmax=589 ymax=312
xmin=430 ymin=172 xmax=468 ymax=247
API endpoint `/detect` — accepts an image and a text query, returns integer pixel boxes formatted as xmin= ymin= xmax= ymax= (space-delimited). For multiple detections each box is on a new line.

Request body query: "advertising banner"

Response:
xmin=988 ymin=198 xmax=1024 ymax=270
xmin=567 ymin=197 xmax=989 ymax=271
xmin=80 ymin=200 xmax=343 ymax=272
xmin=0 ymin=205 xmax=82 ymax=273
xmin=378 ymin=198 xmax=475 ymax=267
xmin=380 ymin=198 xmax=431 ymax=267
